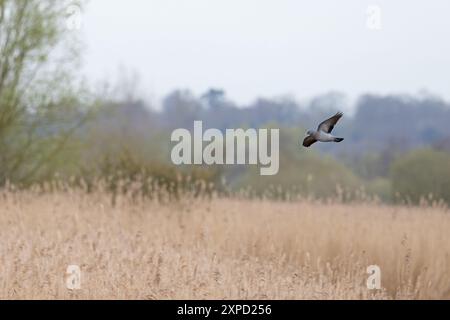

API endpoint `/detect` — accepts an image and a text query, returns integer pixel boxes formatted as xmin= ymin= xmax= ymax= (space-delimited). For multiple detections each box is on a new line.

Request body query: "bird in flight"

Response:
xmin=302 ymin=112 xmax=345 ymax=148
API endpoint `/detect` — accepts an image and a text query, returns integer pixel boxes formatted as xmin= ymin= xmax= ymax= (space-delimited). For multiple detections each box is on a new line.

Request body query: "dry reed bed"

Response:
xmin=0 ymin=188 xmax=449 ymax=299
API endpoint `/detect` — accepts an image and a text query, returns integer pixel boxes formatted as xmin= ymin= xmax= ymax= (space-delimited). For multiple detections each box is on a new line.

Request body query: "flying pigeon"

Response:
xmin=302 ymin=112 xmax=344 ymax=147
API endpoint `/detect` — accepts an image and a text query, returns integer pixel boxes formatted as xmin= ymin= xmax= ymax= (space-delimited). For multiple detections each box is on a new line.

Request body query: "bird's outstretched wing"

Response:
xmin=317 ymin=112 xmax=343 ymax=133
xmin=303 ymin=135 xmax=317 ymax=147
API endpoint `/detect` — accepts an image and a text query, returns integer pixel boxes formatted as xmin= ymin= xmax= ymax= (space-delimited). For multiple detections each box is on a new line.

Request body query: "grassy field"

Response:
xmin=0 ymin=187 xmax=449 ymax=299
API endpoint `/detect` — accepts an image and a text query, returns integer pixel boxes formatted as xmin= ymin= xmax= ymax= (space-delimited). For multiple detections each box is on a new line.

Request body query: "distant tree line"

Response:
xmin=76 ymin=88 xmax=450 ymax=204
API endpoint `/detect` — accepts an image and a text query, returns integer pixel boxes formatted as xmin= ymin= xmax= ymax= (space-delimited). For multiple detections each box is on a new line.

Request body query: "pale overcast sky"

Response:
xmin=80 ymin=0 xmax=450 ymax=105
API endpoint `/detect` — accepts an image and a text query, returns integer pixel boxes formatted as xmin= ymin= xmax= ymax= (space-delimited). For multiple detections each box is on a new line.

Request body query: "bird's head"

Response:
xmin=306 ymin=129 xmax=314 ymax=136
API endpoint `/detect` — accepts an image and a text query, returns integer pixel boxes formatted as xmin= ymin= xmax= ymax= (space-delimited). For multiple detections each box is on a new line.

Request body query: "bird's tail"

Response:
xmin=334 ymin=138 xmax=344 ymax=143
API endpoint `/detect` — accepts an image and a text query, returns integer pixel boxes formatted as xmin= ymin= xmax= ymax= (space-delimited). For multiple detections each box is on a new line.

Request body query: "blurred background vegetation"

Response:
xmin=2 ymin=0 xmax=450 ymax=204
